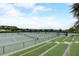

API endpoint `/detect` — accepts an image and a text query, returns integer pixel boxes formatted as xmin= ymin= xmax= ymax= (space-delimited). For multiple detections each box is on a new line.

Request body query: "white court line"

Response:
xmin=20 ymin=42 xmax=52 ymax=56
xmin=53 ymin=36 xmax=70 ymax=44
xmin=75 ymin=41 xmax=79 ymax=43
xmin=39 ymin=43 xmax=59 ymax=56
xmin=63 ymin=36 xmax=74 ymax=56
xmin=63 ymin=35 xmax=70 ymax=41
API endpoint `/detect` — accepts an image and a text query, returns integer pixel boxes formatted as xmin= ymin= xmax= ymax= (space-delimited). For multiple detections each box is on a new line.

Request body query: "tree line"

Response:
xmin=0 ymin=25 xmax=66 ymax=33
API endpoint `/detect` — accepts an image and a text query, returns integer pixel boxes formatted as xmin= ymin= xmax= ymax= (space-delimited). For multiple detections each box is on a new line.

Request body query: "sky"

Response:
xmin=0 ymin=3 xmax=77 ymax=30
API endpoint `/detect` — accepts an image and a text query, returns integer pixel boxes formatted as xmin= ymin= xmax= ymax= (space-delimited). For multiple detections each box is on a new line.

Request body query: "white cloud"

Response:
xmin=0 ymin=16 xmax=76 ymax=29
xmin=13 ymin=3 xmax=35 ymax=9
xmin=0 ymin=3 xmax=25 ymax=16
xmin=13 ymin=3 xmax=52 ymax=13
xmin=32 ymin=5 xmax=52 ymax=13
xmin=66 ymin=3 xmax=73 ymax=6
xmin=0 ymin=3 xmax=52 ymax=17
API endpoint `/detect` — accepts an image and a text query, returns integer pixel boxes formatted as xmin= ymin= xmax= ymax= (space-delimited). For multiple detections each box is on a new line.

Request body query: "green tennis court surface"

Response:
xmin=10 ymin=35 xmax=79 ymax=56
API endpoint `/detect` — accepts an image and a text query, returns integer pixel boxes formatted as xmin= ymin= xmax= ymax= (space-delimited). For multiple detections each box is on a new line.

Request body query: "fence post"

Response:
xmin=3 ymin=46 xmax=5 ymax=54
xmin=23 ymin=42 xmax=25 ymax=48
xmin=34 ymin=38 xmax=36 ymax=44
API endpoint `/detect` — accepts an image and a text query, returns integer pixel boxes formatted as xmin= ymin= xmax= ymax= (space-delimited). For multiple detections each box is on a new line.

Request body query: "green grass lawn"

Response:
xmin=74 ymin=35 xmax=79 ymax=41
xmin=55 ymin=36 xmax=66 ymax=42
xmin=23 ymin=43 xmax=56 ymax=56
xmin=44 ymin=44 xmax=68 ymax=56
xmin=51 ymin=36 xmax=66 ymax=42
xmin=70 ymin=43 xmax=79 ymax=56
xmin=63 ymin=35 xmax=73 ymax=42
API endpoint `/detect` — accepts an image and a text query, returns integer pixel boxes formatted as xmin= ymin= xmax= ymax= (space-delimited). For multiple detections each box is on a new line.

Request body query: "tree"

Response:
xmin=71 ymin=3 xmax=79 ymax=28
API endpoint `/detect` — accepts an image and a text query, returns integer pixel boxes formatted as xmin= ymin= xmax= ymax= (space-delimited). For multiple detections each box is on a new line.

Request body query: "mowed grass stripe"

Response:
xmin=20 ymin=43 xmax=49 ymax=56
xmin=23 ymin=43 xmax=56 ymax=56
xmin=51 ymin=36 xmax=66 ymax=42
xmin=44 ymin=44 xmax=68 ymax=56
xmin=40 ymin=44 xmax=59 ymax=56
xmin=74 ymin=35 xmax=79 ymax=41
xmin=10 ymin=43 xmax=46 ymax=56
xmin=63 ymin=35 xmax=73 ymax=42
xmin=55 ymin=36 xmax=66 ymax=42
xmin=70 ymin=43 xmax=79 ymax=56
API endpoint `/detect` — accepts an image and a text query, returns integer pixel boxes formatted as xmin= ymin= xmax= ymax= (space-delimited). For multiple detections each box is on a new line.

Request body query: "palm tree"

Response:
xmin=71 ymin=3 xmax=79 ymax=28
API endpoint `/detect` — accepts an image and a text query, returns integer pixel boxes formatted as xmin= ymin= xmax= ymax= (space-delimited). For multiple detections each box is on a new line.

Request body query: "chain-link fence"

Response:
xmin=0 ymin=32 xmax=63 ymax=55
